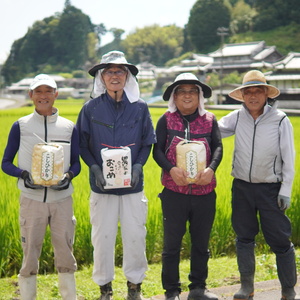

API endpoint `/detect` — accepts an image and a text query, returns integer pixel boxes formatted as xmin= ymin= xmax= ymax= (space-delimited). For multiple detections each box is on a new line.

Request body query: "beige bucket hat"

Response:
xmin=229 ymin=70 xmax=280 ymax=101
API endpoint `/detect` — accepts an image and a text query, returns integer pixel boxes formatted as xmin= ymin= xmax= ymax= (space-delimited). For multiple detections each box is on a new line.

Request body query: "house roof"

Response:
xmin=7 ymin=75 xmax=66 ymax=91
xmin=273 ymin=52 xmax=300 ymax=69
xmin=209 ymin=41 xmax=266 ymax=57
xmin=253 ymin=46 xmax=278 ymax=60
xmin=266 ymin=73 xmax=300 ymax=81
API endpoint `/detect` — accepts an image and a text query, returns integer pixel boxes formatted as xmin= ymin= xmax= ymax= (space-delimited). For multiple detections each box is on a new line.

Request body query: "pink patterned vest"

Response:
xmin=162 ymin=111 xmax=216 ymax=195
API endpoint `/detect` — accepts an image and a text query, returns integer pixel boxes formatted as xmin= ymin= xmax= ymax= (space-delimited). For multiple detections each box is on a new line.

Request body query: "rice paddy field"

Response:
xmin=0 ymin=99 xmax=299 ymax=279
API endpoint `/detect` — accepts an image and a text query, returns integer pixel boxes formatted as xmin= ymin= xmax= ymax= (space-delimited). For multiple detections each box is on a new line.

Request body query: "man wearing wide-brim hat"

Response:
xmin=153 ymin=73 xmax=223 ymax=300
xmin=76 ymin=50 xmax=156 ymax=300
xmin=218 ymin=70 xmax=299 ymax=300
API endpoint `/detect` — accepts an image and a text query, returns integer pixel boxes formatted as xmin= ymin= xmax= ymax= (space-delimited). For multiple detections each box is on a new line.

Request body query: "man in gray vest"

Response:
xmin=218 ymin=70 xmax=298 ymax=300
xmin=2 ymin=74 xmax=80 ymax=299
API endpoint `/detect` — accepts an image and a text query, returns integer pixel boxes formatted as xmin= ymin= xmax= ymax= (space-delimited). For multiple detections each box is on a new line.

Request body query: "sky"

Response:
xmin=0 ymin=0 xmax=197 ymax=64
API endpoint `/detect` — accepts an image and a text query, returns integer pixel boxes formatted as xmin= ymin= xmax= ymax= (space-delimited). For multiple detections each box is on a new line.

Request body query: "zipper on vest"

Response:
xmin=44 ymin=116 xmax=48 ymax=142
xmin=43 ymin=116 xmax=48 ymax=202
xmin=249 ymin=122 xmax=257 ymax=182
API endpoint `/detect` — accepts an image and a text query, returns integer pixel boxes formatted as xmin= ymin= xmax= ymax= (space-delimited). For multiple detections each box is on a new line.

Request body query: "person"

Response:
xmin=1 ymin=74 xmax=81 ymax=300
xmin=76 ymin=50 xmax=156 ymax=300
xmin=153 ymin=73 xmax=223 ymax=300
xmin=218 ymin=70 xmax=299 ymax=300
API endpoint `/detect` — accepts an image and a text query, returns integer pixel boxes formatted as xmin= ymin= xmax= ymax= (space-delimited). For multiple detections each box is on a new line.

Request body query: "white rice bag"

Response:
xmin=101 ymin=147 xmax=132 ymax=189
xmin=176 ymin=140 xmax=206 ymax=183
xmin=31 ymin=143 xmax=64 ymax=186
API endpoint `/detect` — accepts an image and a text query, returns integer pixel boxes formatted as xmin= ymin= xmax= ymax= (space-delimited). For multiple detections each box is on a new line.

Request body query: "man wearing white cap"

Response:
xmin=153 ymin=73 xmax=223 ymax=300
xmin=1 ymin=74 xmax=81 ymax=299
xmin=218 ymin=70 xmax=298 ymax=300
xmin=76 ymin=51 xmax=156 ymax=300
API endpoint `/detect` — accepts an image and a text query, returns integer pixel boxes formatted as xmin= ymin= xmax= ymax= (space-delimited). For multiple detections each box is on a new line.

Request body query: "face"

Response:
xmin=242 ymin=86 xmax=268 ymax=117
xmin=29 ymin=85 xmax=58 ymax=116
xmin=173 ymin=84 xmax=199 ymax=115
xmin=101 ymin=65 xmax=128 ymax=95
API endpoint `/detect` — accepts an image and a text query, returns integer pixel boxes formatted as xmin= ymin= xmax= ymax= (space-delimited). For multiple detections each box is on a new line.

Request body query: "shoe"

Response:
xmin=99 ymin=282 xmax=113 ymax=300
xmin=187 ymin=288 xmax=218 ymax=300
xmin=281 ymin=287 xmax=300 ymax=300
xmin=127 ymin=281 xmax=142 ymax=300
xmin=165 ymin=290 xmax=180 ymax=300
xmin=281 ymin=296 xmax=300 ymax=300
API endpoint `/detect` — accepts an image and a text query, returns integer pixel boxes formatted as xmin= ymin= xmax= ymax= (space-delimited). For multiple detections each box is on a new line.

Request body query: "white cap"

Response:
xmin=30 ymin=74 xmax=57 ymax=90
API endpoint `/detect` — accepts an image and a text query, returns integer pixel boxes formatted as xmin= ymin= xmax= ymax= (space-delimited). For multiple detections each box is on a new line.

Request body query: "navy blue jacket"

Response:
xmin=76 ymin=92 xmax=156 ymax=195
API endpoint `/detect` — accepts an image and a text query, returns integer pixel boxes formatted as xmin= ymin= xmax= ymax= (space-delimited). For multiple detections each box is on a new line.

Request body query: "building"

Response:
xmin=155 ymin=41 xmax=300 ymax=106
xmin=209 ymin=41 xmax=282 ymax=74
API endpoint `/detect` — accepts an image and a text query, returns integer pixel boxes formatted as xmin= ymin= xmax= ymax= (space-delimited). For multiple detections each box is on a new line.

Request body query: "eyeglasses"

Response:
xmin=175 ymin=88 xmax=199 ymax=96
xmin=103 ymin=70 xmax=127 ymax=77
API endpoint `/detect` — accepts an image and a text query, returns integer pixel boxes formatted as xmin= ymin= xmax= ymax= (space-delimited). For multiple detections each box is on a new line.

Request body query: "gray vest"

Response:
xmin=18 ymin=109 xmax=74 ymax=202
xmin=232 ymin=104 xmax=286 ymax=184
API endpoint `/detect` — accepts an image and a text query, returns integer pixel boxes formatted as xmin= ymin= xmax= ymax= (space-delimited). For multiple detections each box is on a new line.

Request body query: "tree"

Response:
xmin=122 ymin=25 xmax=184 ymax=66
xmin=253 ymin=0 xmax=300 ymax=31
xmin=230 ymin=0 xmax=257 ymax=34
xmin=187 ymin=0 xmax=231 ymax=53
xmin=2 ymin=4 xmax=97 ymax=84
xmin=54 ymin=5 xmax=95 ymax=69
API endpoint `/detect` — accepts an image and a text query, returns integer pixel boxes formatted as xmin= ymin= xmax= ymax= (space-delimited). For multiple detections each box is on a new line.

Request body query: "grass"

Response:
xmin=0 ymin=252 xmax=293 ymax=300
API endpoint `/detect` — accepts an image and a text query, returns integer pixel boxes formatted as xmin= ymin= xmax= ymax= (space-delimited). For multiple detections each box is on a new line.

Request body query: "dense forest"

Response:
xmin=1 ymin=0 xmax=300 ymax=85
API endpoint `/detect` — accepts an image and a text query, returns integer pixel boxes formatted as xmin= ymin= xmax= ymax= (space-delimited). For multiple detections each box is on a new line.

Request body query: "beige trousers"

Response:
xmin=19 ymin=195 xmax=77 ymax=276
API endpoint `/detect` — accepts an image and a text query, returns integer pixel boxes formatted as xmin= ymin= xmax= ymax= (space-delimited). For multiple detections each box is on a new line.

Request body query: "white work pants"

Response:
xmin=90 ymin=191 xmax=148 ymax=286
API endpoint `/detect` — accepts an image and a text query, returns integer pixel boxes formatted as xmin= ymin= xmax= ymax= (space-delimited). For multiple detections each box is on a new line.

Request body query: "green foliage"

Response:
xmin=165 ymin=52 xmax=194 ymax=67
xmin=230 ymin=23 xmax=300 ymax=55
xmin=2 ymin=5 xmax=97 ymax=84
xmin=230 ymin=0 xmax=257 ymax=34
xmin=53 ymin=5 xmax=94 ymax=69
xmin=122 ymin=25 xmax=184 ymax=66
xmin=253 ymin=0 xmax=300 ymax=31
xmin=187 ymin=0 xmax=231 ymax=53
xmin=2 ymin=0 xmax=300 ymax=86
xmin=72 ymin=70 xmax=86 ymax=78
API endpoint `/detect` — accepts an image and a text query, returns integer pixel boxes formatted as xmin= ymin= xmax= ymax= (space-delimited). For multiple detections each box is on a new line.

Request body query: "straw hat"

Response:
xmin=229 ymin=70 xmax=280 ymax=101
xmin=163 ymin=73 xmax=212 ymax=100
xmin=89 ymin=50 xmax=138 ymax=77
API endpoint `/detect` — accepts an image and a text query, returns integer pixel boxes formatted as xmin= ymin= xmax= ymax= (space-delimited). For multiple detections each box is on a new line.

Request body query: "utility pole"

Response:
xmin=217 ymin=27 xmax=229 ymax=104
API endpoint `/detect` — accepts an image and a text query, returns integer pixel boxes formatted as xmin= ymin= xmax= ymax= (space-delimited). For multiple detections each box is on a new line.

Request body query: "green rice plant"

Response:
xmin=0 ymin=102 xmax=299 ymax=278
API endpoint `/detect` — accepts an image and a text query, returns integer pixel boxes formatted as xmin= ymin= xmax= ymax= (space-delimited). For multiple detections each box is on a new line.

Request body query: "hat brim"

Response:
xmin=163 ymin=79 xmax=212 ymax=100
xmin=229 ymin=83 xmax=280 ymax=102
xmin=88 ymin=63 xmax=139 ymax=77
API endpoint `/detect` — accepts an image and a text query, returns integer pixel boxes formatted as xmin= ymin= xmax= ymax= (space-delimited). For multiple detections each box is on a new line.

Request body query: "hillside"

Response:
xmin=230 ymin=24 xmax=300 ymax=56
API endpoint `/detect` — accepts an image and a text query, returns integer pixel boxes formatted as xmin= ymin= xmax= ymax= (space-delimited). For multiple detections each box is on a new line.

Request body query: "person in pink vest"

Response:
xmin=153 ymin=73 xmax=223 ymax=300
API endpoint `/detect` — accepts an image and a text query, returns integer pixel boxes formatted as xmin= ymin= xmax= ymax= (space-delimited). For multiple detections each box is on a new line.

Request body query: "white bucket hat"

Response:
xmin=163 ymin=73 xmax=212 ymax=116
xmin=89 ymin=50 xmax=138 ymax=77
xmin=89 ymin=51 xmax=140 ymax=102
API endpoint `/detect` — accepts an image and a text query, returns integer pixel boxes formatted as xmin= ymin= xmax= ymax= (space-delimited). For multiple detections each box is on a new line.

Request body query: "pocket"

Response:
xmin=123 ymin=119 xmax=138 ymax=129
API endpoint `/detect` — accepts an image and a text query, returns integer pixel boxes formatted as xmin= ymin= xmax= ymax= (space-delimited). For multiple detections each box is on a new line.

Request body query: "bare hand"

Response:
xmin=170 ymin=167 xmax=189 ymax=186
xmin=194 ymin=167 xmax=214 ymax=185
